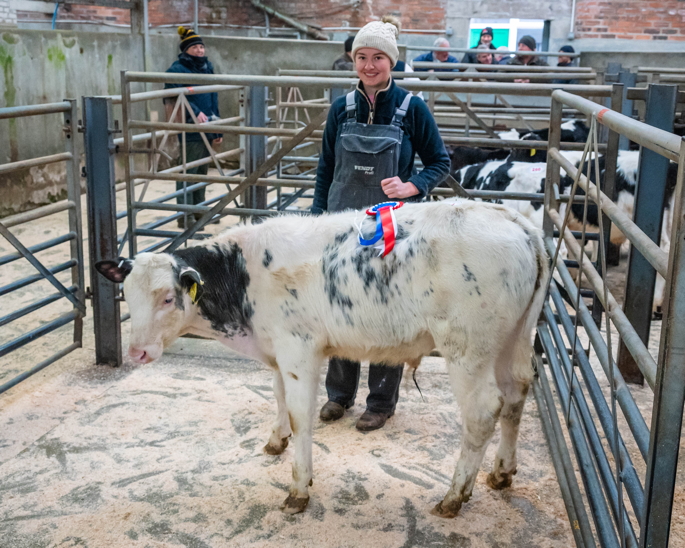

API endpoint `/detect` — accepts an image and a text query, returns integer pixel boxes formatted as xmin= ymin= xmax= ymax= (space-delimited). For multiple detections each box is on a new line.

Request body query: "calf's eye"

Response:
xmin=164 ymin=297 xmax=174 ymax=305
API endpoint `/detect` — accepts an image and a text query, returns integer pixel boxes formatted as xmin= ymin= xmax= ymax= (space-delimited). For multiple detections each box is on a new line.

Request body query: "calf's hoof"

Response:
xmin=263 ymin=436 xmax=289 ymax=455
xmin=281 ymin=494 xmax=309 ymax=514
xmin=430 ymin=498 xmax=462 ymax=519
xmin=487 ymin=470 xmax=515 ymax=490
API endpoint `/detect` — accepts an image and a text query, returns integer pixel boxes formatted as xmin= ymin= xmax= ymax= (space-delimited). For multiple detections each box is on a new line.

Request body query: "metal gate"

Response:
xmin=0 ymin=101 xmax=86 ymax=394
xmin=535 ymin=86 xmax=685 ymax=548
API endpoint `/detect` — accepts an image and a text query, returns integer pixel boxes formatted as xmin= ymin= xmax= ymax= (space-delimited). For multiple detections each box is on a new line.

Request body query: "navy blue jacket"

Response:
xmin=312 ymin=79 xmax=450 ymax=214
xmin=412 ymin=52 xmax=460 ymax=72
xmin=164 ymin=53 xmax=220 ymax=142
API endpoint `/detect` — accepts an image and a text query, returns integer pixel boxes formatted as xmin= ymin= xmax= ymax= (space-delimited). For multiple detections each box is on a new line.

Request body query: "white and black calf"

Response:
xmin=497 ymin=119 xmax=590 ymax=144
xmin=97 ymin=200 xmax=549 ymax=519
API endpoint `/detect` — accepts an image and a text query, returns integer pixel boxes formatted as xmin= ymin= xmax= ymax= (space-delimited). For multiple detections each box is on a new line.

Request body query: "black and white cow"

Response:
xmin=497 ymin=120 xmax=590 ymax=144
xmin=96 ymin=200 xmax=549 ymax=519
xmin=454 ymin=150 xmax=640 ymax=246
xmin=448 ymin=145 xmax=511 ymax=173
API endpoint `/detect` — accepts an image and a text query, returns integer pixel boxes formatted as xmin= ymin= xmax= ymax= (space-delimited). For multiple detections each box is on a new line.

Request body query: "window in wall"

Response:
xmin=470 ymin=18 xmax=547 ymax=51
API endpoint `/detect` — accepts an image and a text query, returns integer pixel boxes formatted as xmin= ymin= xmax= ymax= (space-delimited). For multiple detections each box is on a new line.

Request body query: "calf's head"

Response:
xmin=96 ymin=253 xmax=204 ymax=363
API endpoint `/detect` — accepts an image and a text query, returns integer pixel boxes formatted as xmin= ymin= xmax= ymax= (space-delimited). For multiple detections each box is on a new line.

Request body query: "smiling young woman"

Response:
xmin=313 ymin=19 xmax=450 ymax=433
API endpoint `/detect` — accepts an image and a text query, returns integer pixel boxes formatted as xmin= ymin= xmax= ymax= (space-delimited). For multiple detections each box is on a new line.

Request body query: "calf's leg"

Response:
xmin=275 ymin=342 xmax=322 ymax=514
xmin=487 ymin=380 xmax=528 ymax=490
xmin=433 ymin=358 xmax=503 ymax=518
xmin=264 ymin=368 xmax=292 ymax=455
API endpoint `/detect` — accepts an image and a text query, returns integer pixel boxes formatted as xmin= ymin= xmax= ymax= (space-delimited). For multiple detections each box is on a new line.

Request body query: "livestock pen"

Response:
xmin=1 ymin=70 xmax=684 ymax=547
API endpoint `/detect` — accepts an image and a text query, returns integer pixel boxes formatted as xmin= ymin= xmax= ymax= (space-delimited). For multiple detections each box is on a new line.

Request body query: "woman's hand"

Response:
xmin=197 ymin=112 xmax=209 ymax=123
xmin=381 ymin=177 xmax=419 ymax=199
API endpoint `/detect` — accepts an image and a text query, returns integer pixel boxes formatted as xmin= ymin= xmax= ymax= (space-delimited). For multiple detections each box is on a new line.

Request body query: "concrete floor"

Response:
xmin=0 ymin=334 xmax=573 ymax=548
xmin=3 ymin=181 xmax=684 ymax=547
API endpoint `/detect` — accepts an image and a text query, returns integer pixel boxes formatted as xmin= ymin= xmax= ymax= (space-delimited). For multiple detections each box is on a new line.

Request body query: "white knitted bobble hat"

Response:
xmin=351 ymin=21 xmax=399 ymax=66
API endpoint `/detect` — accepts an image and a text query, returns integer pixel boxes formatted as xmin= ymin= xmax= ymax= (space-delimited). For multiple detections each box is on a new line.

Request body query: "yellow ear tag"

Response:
xmin=189 ymin=282 xmax=198 ymax=304
xmin=530 ymin=148 xmax=537 ymax=157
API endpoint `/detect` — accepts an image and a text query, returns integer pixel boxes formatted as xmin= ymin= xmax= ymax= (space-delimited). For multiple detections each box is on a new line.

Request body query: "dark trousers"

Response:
xmin=325 ymin=357 xmax=403 ymax=415
xmin=177 ymin=140 xmax=210 ymax=208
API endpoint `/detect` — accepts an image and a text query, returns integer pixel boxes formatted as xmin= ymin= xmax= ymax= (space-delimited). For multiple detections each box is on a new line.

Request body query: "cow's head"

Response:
xmin=96 ymin=253 xmax=204 ymax=364
xmin=507 ymin=132 xmax=547 ymax=163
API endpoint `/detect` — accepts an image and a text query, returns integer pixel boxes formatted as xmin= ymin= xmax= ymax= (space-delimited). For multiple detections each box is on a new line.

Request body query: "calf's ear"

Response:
xmin=179 ymin=267 xmax=205 ymax=304
xmin=95 ymin=258 xmax=134 ymax=283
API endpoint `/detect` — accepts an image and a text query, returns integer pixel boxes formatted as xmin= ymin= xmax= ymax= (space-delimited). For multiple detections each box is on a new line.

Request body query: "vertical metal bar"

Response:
xmin=532 ymin=356 xmax=592 ymax=548
xmin=239 ymin=86 xmax=247 ymax=209
xmin=82 ymin=96 xmax=122 ymax=367
xmin=617 ymin=84 xmax=677 ymax=385
xmin=592 ymin=83 xmax=623 ymax=324
xmin=194 ymin=0 xmax=199 ymax=34
xmin=245 ymin=85 xmax=267 ymax=210
xmin=544 ymin=96 xmax=563 ymax=237
xmin=63 ymin=99 xmax=85 ymax=347
xmin=617 ymin=71 xmax=637 ymax=151
xmin=640 ymin=138 xmax=685 ymax=548
xmin=537 ymin=332 xmax=619 ymax=548
xmin=121 ymin=71 xmax=137 ymax=256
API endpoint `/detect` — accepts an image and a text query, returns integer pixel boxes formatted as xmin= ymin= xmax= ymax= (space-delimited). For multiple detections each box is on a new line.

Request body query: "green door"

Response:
xmin=469 ymin=28 xmax=509 ymax=49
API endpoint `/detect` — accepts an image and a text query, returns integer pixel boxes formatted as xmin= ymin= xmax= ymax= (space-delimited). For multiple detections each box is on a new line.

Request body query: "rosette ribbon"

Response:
xmin=357 ymin=201 xmax=404 ymax=257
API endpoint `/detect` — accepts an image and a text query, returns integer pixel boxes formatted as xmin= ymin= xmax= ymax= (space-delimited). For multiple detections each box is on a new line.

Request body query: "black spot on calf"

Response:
xmin=173 ymin=242 xmax=254 ymax=335
xmin=263 ymin=249 xmax=273 ymax=268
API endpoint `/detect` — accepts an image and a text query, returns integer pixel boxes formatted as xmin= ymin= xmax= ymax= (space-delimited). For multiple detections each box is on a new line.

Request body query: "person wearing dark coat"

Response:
xmin=461 ymin=27 xmax=497 ymax=64
xmin=412 ymin=38 xmax=459 ymax=72
xmin=313 ymin=20 xmax=450 ymax=432
xmin=164 ymin=27 xmax=222 ymax=227
xmin=553 ymin=45 xmax=579 ymax=84
xmin=507 ymin=35 xmax=548 ymax=67
xmin=332 ymin=35 xmax=355 ymax=71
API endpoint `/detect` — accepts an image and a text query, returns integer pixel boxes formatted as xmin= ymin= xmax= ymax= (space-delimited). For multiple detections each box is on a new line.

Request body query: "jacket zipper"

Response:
xmin=357 ymin=81 xmax=392 ymax=124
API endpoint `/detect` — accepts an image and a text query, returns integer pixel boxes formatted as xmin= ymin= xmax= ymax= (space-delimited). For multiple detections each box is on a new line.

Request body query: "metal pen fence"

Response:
xmin=536 ymin=85 xmax=685 ymax=548
xmin=4 ymin=70 xmax=678 ymax=545
xmin=0 ymin=100 xmax=85 ymax=393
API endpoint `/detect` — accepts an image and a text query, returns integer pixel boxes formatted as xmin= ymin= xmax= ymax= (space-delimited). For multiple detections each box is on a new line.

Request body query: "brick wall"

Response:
xmin=575 ymin=0 xmax=685 ymax=41
xmin=17 ymin=0 xmax=446 ymax=33
xmin=0 ymin=0 xmax=17 ymax=26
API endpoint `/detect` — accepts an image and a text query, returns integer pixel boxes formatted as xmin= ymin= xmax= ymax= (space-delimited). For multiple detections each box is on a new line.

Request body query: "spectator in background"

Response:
xmin=557 ymin=45 xmax=576 ymax=67
xmin=164 ymin=26 xmax=222 ymax=228
xmin=474 ymin=44 xmax=493 ymax=66
xmin=495 ymin=45 xmax=511 ymax=65
xmin=332 ymin=36 xmax=355 ymax=71
xmin=461 ymin=27 xmax=497 ymax=64
xmin=553 ymin=45 xmax=579 ymax=84
xmin=508 ymin=35 xmax=548 ymax=67
xmin=412 ymin=38 xmax=459 ymax=72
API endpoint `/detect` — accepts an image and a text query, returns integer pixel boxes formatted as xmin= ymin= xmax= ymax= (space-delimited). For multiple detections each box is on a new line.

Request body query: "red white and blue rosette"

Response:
xmin=357 ymin=201 xmax=404 ymax=257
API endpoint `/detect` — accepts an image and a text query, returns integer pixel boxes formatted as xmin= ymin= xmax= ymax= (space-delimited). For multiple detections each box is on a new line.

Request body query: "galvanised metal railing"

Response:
xmin=538 ymin=84 xmax=685 ymax=548
xmin=0 ymin=100 xmax=86 ymax=393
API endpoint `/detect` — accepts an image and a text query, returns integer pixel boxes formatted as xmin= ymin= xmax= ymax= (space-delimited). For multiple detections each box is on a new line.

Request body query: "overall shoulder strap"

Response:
xmin=392 ymin=91 xmax=413 ymax=126
xmin=345 ymin=91 xmax=357 ymax=119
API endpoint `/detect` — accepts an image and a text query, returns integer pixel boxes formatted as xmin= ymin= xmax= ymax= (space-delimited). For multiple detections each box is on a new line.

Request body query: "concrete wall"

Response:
xmin=0 ymin=29 xmax=350 ymax=215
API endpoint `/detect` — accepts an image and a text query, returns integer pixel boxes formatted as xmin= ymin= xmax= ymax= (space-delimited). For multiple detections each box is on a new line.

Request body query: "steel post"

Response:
xmin=640 ymin=139 xmax=685 ymax=548
xmin=617 ymin=84 xmax=677 ymax=385
xmin=544 ymin=97 xmax=563 ymax=237
xmin=617 ymin=71 xmax=638 ymax=151
xmin=63 ymin=100 xmax=85 ymax=346
xmin=82 ymin=97 xmax=122 ymax=367
xmin=245 ymin=85 xmax=268 ymax=211
xmin=591 ymin=83 xmax=623 ymax=322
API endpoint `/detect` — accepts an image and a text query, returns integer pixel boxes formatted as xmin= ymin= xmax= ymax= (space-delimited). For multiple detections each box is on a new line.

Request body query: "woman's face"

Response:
xmin=355 ymin=48 xmax=393 ymax=89
xmin=186 ymin=44 xmax=206 ymax=57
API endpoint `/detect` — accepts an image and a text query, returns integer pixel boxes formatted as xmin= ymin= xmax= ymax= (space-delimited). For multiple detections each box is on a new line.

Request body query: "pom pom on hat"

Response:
xmin=178 ymin=26 xmax=204 ymax=52
xmin=351 ymin=20 xmax=400 ymax=66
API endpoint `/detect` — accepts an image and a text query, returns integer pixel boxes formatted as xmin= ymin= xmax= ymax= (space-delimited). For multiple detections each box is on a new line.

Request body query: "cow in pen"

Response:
xmin=96 ymin=200 xmax=549 ymax=519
